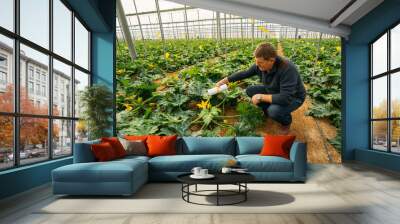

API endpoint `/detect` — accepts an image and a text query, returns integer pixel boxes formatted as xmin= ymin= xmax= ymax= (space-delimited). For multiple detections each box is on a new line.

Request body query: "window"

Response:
xmin=74 ymin=69 xmax=89 ymax=118
xmin=53 ymin=0 xmax=72 ymax=60
xmin=0 ymin=116 xmax=13 ymax=170
xmin=35 ymin=70 xmax=41 ymax=81
xmin=0 ymin=54 xmax=7 ymax=67
xmin=28 ymin=81 xmax=34 ymax=94
xmin=0 ymin=0 xmax=14 ymax=31
xmin=74 ymin=18 xmax=89 ymax=70
xmin=28 ymin=67 xmax=34 ymax=80
xmin=53 ymin=59 xmax=72 ymax=117
xmin=36 ymin=83 xmax=40 ymax=95
xmin=0 ymin=54 xmax=8 ymax=89
xmin=391 ymin=24 xmax=400 ymax=70
xmin=0 ymin=0 xmax=91 ymax=170
xmin=0 ymin=35 xmax=13 ymax=113
xmin=19 ymin=117 xmax=49 ymax=165
xmin=53 ymin=119 xmax=72 ymax=158
xmin=54 ymin=89 xmax=58 ymax=103
xmin=42 ymin=85 xmax=46 ymax=97
xmin=370 ymin=23 xmax=400 ymax=154
xmin=0 ymin=71 xmax=6 ymax=85
xmin=20 ymin=0 xmax=49 ymax=49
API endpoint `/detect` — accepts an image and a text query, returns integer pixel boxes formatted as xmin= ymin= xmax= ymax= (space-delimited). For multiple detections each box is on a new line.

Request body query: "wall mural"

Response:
xmin=116 ymin=38 xmax=342 ymax=163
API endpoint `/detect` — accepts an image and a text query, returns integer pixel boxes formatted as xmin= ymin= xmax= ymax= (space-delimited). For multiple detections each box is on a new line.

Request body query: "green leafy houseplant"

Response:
xmin=79 ymin=84 xmax=113 ymax=140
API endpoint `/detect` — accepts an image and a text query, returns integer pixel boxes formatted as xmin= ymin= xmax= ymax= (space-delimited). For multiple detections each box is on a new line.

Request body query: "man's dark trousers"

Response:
xmin=246 ymin=85 xmax=304 ymax=126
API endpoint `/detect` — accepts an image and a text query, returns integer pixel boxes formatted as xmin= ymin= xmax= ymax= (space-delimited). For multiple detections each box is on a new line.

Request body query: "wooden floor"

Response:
xmin=1 ymin=162 xmax=400 ymax=224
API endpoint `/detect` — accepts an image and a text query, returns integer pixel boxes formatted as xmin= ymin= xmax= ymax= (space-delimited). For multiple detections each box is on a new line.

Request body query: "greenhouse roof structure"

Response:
xmin=117 ymin=0 xmax=383 ymax=41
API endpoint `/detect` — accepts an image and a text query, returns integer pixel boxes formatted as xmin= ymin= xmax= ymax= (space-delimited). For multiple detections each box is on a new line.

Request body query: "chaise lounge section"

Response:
xmin=52 ymin=137 xmax=307 ymax=196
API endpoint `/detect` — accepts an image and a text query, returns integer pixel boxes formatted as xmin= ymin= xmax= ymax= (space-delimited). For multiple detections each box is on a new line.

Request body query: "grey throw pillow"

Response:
xmin=119 ymin=138 xmax=147 ymax=156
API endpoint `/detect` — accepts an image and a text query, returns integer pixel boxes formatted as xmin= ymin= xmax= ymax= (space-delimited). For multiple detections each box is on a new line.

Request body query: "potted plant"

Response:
xmin=79 ymin=84 xmax=113 ymax=140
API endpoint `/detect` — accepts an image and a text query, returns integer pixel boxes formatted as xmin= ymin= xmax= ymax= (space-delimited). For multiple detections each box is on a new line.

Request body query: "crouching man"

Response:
xmin=216 ymin=43 xmax=306 ymax=134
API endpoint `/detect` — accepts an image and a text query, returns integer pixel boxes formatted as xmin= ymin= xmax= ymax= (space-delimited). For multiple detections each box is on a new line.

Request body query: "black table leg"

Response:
xmin=181 ymin=184 xmax=183 ymax=199
xmin=216 ymin=184 xmax=219 ymax=206
xmin=245 ymin=183 xmax=247 ymax=201
xmin=187 ymin=184 xmax=190 ymax=202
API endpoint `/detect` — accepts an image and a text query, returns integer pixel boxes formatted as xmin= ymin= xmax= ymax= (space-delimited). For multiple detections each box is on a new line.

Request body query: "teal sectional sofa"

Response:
xmin=52 ymin=137 xmax=307 ymax=196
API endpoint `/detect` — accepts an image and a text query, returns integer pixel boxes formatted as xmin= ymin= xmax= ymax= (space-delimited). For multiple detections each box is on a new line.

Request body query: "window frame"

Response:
xmin=370 ymin=20 xmax=400 ymax=154
xmin=0 ymin=0 xmax=92 ymax=171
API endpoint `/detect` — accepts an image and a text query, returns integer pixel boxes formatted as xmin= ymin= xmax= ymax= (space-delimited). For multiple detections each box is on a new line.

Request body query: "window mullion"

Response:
xmin=388 ymin=29 xmax=391 ymax=152
xmin=71 ymin=10 xmax=76 ymax=154
xmin=49 ymin=0 xmax=54 ymax=160
xmin=14 ymin=0 xmax=21 ymax=167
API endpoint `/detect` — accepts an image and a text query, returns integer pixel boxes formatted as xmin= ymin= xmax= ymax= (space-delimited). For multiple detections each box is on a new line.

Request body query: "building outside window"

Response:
xmin=0 ymin=0 xmax=91 ymax=171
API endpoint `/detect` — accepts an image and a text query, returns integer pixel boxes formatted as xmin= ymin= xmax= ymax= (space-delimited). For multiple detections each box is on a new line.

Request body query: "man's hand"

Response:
xmin=216 ymin=77 xmax=229 ymax=87
xmin=251 ymin=94 xmax=262 ymax=105
xmin=251 ymin=94 xmax=272 ymax=105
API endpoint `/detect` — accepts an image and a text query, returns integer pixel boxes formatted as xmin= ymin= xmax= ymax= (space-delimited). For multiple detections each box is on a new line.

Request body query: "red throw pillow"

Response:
xmin=91 ymin=142 xmax=117 ymax=162
xmin=146 ymin=135 xmax=177 ymax=157
xmin=125 ymin=135 xmax=148 ymax=141
xmin=101 ymin=137 xmax=127 ymax=158
xmin=260 ymin=135 xmax=296 ymax=159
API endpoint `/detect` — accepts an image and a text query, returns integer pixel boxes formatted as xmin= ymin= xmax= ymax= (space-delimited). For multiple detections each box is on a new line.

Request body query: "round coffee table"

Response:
xmin=177 ymin=173 xmax=255 ymax=206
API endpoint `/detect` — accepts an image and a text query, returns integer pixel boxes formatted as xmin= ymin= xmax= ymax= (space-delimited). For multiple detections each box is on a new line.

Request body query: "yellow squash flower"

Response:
xmin=116 ymin=69 xmax=125 ymax=75
xmin=124 ymin=104 xmax=133 ymax=111
xmin=336 ymin=46 xmax=341 ymax=52
xmin=196 ymin=100 xmax=210 ymax=109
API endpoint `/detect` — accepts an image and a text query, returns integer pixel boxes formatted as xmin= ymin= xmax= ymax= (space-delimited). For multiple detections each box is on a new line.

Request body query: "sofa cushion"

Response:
xmin=180 ymin=137 xmax=235 ymax=155
xmin=147 ymin=135 xmax=177 ymax=157
xmin=260 ymin=135 xmax=296 ymax=159
xmin=119 ymin=138 xmax=147 ymax=156
xmin=91 ymin=142 xmax=118 ymax=162
xmin=236 ymin=155 xmax=293 ymax=172
xmin=101 ymin=137 xmax=127 ymax=158
xmin=149 ymin=154 xmax=235 ymax=172
xmin=236 ymin=137 xmax=263 ymax=155
xmin=52 ymin=159 xmax=147 ymax=183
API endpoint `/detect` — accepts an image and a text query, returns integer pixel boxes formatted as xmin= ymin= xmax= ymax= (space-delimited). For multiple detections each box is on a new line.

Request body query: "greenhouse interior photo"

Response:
xmin=0 ymin=0 xmax=400 ymax=223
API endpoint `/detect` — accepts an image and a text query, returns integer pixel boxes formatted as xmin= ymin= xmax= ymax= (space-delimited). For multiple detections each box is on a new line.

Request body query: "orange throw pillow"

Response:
xmin=101 ymin=137 xmax=127 ymax=158
xmin=146 ymin=135 xmax=177 ymax=157
xmin=260 ymin=135 xmax=296 ymax=159
xmin=125 ymin=135 xmax=148 ymax=141
xmin=91 ymin=142 xmax=117 ymax=162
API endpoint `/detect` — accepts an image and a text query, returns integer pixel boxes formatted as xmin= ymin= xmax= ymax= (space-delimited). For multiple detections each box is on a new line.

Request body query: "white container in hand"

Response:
xmin=207 ymin=84 xmax=228 ymax=95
